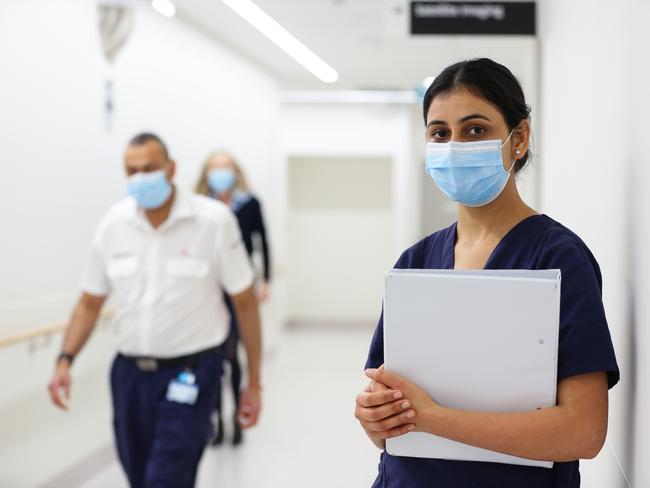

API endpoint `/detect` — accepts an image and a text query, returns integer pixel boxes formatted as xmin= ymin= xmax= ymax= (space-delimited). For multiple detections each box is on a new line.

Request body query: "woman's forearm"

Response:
xmin=365 ymin=367 xmax=609 ymax=462
xmin=422 ymin=403 xmax=606 ymax=462
xmin=366 ymin=432 xmax=386 ymax=450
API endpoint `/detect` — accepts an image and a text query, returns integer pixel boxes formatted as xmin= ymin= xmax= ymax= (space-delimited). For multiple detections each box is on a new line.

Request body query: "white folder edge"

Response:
xmin=383 ymin=269 xmax=561 ymax=469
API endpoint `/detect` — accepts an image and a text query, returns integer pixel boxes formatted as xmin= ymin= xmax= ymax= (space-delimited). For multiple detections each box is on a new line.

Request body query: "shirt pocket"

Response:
xmin=166 ymin=256 xmax=210 ymax=278
xmin=164 ymin=256 xmax=211 ymax=301
xmin=106 ymin=256 xmax=140 ymax=304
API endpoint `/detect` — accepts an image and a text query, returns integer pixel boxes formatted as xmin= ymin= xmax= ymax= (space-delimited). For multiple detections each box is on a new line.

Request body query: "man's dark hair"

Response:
xmin=128 ymin=132 xmax=169 ymax=160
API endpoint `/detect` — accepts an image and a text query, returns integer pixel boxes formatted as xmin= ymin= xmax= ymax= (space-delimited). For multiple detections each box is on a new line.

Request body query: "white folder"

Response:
xmin=383 ymin=269 xmax=561 ymax=469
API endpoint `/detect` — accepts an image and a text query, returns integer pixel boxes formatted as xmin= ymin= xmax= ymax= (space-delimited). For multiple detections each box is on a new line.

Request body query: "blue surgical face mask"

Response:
xmin=207 ymin=168 xmax=236 ymax=194
xmin=425 ymin=131 xmax=516 ymax=207
xmin=127 ymin=169 xmax=172 ymax=209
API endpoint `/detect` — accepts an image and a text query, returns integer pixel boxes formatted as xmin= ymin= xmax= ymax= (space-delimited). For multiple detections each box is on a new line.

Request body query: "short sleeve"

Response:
xmin=80 ymin=234 xmax=110 ymax=297
xmin=539 ymin=238 xmax=620 ymax=389
xmin=218 ymin=212 xmax=255 ymax=295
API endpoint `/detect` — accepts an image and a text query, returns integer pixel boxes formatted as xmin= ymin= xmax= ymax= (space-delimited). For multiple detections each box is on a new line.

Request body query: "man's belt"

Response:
xmin=120 ymin=346 xmax=220 ymax=372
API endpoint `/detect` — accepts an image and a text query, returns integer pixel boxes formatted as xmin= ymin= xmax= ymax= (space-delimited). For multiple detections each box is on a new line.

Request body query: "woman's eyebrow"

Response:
xmin=427 ymin=119 xmax=447 ymax=127
xmin=427 ymin=113 xmax=492 ymax=127
xmin=459 ymin=113 xmax=492 ymax=123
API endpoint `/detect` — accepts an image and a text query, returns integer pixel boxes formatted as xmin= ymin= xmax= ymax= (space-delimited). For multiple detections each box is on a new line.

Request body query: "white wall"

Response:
xmin=286 ymin=155 xmax=393 ymax=324
xmin=540 ymin=0 xmax=646 ymax=486
xmin=629 ymin=0 xmax=650 ymax=484
xmin=279 ymin=102 xmax=421 ymax=324
xmin=0 ymin=1 xmax=279 ymax=485
xmin=280 ymin=102 xmax=422 ymax=255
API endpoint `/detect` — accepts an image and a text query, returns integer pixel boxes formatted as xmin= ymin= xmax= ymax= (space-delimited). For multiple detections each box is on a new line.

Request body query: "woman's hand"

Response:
xmin=365 ymin=365 xmax=439 ymax=433
xmin=355 ymin=379 xmax=416 ymax=447
xmin=237 ymin=384 xmax=262 ymax=428
xmin=257 ymin=281 xmax=271 ymax=303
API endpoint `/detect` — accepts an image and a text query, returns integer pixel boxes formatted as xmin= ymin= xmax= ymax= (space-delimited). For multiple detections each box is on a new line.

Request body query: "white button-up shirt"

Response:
xmin=81 ymin=190 xmax=254 ymax=357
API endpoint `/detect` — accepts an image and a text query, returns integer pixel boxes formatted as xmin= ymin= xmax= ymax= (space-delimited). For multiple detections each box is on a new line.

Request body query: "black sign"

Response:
xmin=411 ymin=2 xmax=536 ymax=35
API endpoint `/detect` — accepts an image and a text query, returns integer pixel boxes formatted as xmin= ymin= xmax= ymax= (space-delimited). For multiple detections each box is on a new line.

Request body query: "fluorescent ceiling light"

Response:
xmin=280 ymin=90 xmax=418 ymax=104
xmin=220 ymin=0 xmax=338 ymax=83
xmin=152 ymin=0 xmax=176 ymax=18
xmin=99 ymin=0 xmax=135 ymax=6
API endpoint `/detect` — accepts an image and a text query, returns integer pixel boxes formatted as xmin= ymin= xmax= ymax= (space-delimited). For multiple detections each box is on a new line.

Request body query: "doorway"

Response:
xmin=286 ymin=155 xmax=393 ymax=326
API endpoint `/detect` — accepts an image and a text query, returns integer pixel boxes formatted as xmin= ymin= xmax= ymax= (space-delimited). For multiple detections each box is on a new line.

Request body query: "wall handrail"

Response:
xmin=0 ymin=309 xmax=115 ymax=349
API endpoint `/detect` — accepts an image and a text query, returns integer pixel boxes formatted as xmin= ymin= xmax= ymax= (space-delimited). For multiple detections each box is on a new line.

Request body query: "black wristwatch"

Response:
xmin=57 ymin=352 xmax=75 ymax=366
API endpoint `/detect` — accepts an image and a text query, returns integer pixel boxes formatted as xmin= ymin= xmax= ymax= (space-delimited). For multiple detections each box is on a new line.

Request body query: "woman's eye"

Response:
xmin=466 ymin=126 xmax=487 ymax=136
xmin=431 ymin=129 xmax=450 ymax=140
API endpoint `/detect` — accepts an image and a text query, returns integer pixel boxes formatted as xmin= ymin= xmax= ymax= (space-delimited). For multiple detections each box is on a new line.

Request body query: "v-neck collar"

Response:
xmin=446 ymin=214 xmax=545 ymax=270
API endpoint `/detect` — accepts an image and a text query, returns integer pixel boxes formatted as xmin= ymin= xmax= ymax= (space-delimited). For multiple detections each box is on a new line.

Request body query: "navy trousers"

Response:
xmin=110 ymin=351 xmax=222 ymax=488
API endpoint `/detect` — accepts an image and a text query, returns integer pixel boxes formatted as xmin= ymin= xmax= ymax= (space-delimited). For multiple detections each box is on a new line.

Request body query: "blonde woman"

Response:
xmin=195 ymin=151 xmax=271 ymax=446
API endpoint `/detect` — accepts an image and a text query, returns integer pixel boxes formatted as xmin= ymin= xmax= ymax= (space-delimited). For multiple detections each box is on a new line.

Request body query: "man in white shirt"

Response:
xmin=48 ymin=133 xmax=262 ymax=488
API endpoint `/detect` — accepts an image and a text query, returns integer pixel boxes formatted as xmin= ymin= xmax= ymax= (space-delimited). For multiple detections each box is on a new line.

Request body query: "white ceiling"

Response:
xmin=175 ymin=0 xmax=538 ymax=91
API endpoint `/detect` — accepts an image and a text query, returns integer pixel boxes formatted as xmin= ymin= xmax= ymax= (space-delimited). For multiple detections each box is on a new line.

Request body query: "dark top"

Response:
xmin=366 ymin=214 xmax=619 ymax=488
xmin=230 ymin=193 xmax=271 ymax=281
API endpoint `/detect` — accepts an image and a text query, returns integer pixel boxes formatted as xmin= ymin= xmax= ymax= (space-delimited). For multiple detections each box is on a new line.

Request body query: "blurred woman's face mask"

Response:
xmin=127 ymin=169 xmax=172 ymax=209
xmin=425 ymin=131 xmax=516 ymax=207
xmin=208 ymin=168 xmax=236 ymax=194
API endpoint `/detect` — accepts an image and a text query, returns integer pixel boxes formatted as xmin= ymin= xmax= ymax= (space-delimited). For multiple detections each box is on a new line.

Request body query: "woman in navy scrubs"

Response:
xmin=355 ymin=58 xmax=619 ymax=488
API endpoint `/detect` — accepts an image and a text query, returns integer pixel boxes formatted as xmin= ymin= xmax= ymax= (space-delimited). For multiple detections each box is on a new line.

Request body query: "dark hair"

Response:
xmin=423 ymin=58 xmax=531 ymax=172
xmin=128 ymin=132 xmax=169 ymax=160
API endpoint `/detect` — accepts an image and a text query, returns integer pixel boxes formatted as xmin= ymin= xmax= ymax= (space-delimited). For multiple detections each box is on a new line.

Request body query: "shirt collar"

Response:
xmin=231 ymin=190 xmax=252 ymax=212
xmin=128 ymin=187 xmax=196 ymax=231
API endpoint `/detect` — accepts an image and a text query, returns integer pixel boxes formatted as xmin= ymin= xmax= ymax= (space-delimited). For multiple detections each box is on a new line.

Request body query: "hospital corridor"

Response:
xmin=1 ymin=1 xmax=650 ymax=487
xmin=59 ymin=327 xmax=382 ymax=488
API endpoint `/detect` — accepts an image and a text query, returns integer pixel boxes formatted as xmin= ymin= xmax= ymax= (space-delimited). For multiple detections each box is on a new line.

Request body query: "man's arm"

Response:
xmin=48 ymin=292 xmax=106 ymax=410
xmin=230 ymin=285 xmax=262 ymax=428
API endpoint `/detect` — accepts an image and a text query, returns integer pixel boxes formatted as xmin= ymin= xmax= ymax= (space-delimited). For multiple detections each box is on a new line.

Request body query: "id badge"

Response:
xmin=166 ymin=370 xmax=199 ymax=405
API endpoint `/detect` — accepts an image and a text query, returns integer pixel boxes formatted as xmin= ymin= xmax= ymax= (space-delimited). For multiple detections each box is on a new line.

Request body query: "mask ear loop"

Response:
xmin=501 ymin=129 xmax=518 ymax=174
xmin=500 ymin=129 xmax=515 ymax=149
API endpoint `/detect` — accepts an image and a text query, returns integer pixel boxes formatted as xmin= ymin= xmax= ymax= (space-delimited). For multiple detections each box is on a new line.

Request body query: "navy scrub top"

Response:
xmin=366 ymin=214 xmax=620 ymax=488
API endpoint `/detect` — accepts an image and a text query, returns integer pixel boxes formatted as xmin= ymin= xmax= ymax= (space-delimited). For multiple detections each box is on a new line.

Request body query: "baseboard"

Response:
xmin=286 ymin=320 xmax=375 ymax=330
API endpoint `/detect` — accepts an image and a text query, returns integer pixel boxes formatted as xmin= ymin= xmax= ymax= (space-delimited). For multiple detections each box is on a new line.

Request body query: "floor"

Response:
xmin=76 ymin=325 xmax=630 ymax=488
xmin=80 ymin=325 xmax=381 ymax=488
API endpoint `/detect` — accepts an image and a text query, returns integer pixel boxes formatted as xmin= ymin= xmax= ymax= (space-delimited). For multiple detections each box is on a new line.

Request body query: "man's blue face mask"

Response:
xmin=425 ymin=131 xmax=516 ymax=207
xmin=126 ymin=169 xmax=172 ymax=209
